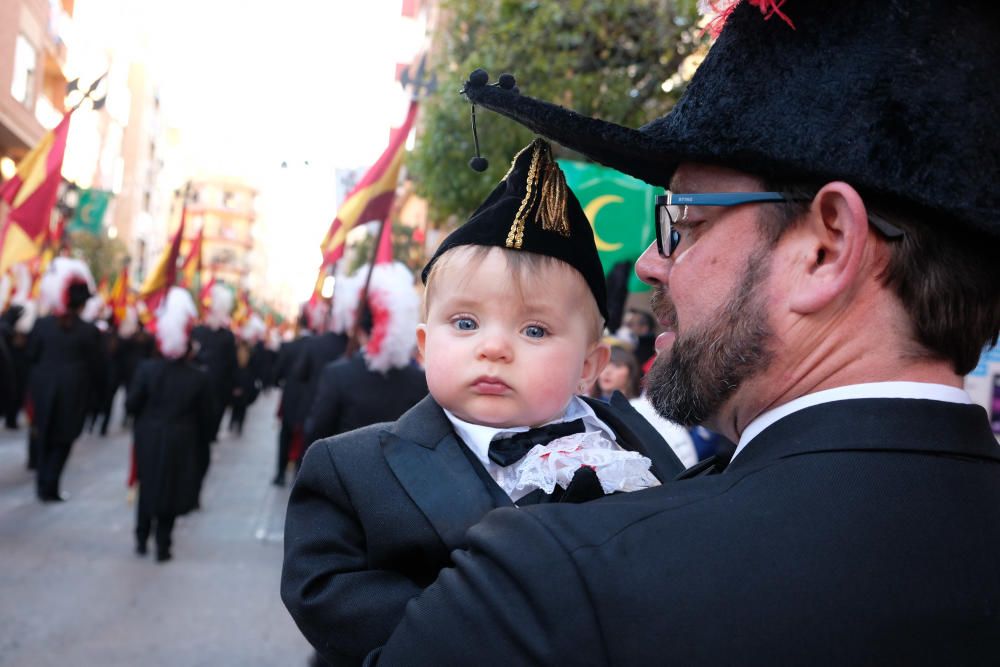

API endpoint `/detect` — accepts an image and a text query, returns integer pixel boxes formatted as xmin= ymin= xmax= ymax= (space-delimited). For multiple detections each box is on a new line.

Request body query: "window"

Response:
xmin=11 ymin=35 xmax=37 ymax=107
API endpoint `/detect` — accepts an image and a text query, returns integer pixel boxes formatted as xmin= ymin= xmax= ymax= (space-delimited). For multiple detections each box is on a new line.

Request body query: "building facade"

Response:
xmin=0 ymin=0 xmax=72 ymax=181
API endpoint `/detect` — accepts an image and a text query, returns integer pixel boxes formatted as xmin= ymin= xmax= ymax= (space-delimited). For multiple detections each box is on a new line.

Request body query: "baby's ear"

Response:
xmin=415 ymin=324 xmax=428 ymax=359
xmin=581 ymin=341 xmax=611 ymax=387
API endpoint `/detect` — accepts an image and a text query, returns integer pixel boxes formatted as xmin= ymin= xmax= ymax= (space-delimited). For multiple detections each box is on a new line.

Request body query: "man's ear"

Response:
xmin=415 ymin=323 xmax=427 ymax=359
xmin=580 ymin=341 xmax=611 ymax=392
xmin=787 ymin=182 xmax=871 ymax=314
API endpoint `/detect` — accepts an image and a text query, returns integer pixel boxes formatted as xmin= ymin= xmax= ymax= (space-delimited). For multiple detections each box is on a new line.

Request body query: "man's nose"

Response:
xmin=635 ymin=240 xmax=674 ymax=289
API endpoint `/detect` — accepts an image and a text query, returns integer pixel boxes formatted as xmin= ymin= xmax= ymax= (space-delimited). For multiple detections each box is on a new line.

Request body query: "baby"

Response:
xmin=281 ymin=138 xmax=683 ymax=665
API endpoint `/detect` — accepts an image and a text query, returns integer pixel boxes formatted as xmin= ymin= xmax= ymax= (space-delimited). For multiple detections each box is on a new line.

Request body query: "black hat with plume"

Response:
xmin=422 ymin=138 xmax=609 ymax=322
xmin=460 ymin=0 xmax=999 ymax=240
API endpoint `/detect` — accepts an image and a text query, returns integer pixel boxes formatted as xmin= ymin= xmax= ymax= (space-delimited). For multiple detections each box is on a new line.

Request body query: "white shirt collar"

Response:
xmin=733 ymin=381 xmax=973 ymax=462
xmin=443 ymin=395 xmax=616 ymax=471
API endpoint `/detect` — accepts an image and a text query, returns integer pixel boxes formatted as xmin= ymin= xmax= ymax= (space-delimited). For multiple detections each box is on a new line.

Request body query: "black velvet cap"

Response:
xmin=462 ymin=1 xmax=1000 ymax=240
xmin=422 ymin=138 xmax=609 ymax=322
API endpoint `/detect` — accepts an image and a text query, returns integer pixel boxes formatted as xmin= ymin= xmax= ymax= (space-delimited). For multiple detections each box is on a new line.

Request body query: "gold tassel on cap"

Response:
xmin=505 ymin=139 xmax=571 ymax=249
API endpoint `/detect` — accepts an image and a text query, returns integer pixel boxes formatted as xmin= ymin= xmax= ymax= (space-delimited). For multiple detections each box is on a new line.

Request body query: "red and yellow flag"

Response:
xmin=139 ymin=203 xmax=187 ymax=313
xmin=319 ymin=100 xmax=418 ymax=267
xmin=198 ymin=273 xmax=216 ymax=315
xmin=232 ymin=288 xmax=251 ymax=329
xmin=109 ymin=263 xmax=130 ymax=325
xmin=0 ymin=112 xmax=73 ymax=273
xmin=179 ymin=224 xmax=203 ymax=290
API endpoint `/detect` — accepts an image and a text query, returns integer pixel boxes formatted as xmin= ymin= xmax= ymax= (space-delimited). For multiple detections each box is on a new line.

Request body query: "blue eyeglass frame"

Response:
xmin=653 ymin=191 xmax=905 ymax=258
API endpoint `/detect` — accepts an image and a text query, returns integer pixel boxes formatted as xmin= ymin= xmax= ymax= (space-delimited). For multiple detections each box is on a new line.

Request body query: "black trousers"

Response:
xmin=36 ymin=437 xmax=73 ymax=497
xmin=229 ymin=402 xmax=248 ymax=435
xmin=135 ymin=502 xmax=176 ymax=556
xmin=275 ymin=419 xmax=295 ymax=481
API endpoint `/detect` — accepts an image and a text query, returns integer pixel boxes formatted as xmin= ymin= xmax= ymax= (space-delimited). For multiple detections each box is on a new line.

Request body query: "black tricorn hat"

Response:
xmin=462 ymin=1 xmax=999 ymax=240
xmin=422 ymin=138 xmax=609 ymax=322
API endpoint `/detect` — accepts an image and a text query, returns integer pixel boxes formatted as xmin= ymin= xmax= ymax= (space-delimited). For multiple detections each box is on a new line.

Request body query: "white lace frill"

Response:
xmin=512 ymin=431 xmax=661 ymax=496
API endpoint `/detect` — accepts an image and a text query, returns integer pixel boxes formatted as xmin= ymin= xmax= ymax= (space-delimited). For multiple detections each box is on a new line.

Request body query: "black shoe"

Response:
xmin=136 ymin=542 xmax=148 ymax=556
xmin=155 ymin=550 xmax=172 ymax=563
xmin=271 ymin=476 xmax=285 ymax=487
xmin=38 ymin=491 xmax=68 ymax=503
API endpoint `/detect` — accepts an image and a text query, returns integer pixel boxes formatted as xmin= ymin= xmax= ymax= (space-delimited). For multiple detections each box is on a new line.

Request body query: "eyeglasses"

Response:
xmin=653 ymin=191 xmax=906 ymax=258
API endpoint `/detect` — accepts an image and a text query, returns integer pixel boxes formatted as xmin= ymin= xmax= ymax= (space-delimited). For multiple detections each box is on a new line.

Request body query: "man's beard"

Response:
xmin=645 ymin=248 xmax=775 ymax=427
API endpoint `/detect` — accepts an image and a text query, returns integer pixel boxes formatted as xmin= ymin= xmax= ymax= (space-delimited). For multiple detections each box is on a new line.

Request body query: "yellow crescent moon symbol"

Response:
xmin=583 ymin=194 xmax=624 ymax=252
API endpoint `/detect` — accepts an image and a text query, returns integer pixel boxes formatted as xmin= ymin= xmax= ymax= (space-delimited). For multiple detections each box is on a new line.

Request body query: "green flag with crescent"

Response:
xmin=68 ymin=189 xmax=113 ymax=235
xmin=558 ymin=160 xmax=662 ymax=293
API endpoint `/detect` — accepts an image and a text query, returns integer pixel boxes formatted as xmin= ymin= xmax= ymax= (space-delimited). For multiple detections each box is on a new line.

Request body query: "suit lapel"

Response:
xmin=584 ymin=393 xmax=686 ymax=480
xmin=380 ymin=396 xmax=511 ymax=553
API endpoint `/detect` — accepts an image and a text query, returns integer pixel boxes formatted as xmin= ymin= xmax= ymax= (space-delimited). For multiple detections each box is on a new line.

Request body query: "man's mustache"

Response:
xmin=650 ymin=287 xmax=678 ymax=331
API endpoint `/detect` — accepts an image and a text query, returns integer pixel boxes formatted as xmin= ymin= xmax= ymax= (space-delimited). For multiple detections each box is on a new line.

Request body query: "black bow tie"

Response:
xmin=488 ymin=418 xmax=587 ymax=467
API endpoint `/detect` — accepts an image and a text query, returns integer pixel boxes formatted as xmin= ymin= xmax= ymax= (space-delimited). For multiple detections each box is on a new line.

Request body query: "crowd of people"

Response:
xmin=0 ymin=259 xmax=282 ymax=558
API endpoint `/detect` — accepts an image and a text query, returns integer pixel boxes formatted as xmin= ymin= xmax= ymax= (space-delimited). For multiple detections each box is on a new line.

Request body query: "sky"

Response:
xmin=72 ymin=0 xmax=423 ymax=306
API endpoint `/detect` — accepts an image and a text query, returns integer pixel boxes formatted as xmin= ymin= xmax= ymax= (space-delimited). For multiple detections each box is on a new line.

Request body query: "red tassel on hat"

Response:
xmin=705 ymin=0 xmax=795 ymax=38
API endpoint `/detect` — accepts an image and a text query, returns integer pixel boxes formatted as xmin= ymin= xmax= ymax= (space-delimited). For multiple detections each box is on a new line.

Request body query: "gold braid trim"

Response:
xmin=505 ymin=141 xmax=543 ymax=249
xmin=538 ymin=160 xmax=570 ymax=237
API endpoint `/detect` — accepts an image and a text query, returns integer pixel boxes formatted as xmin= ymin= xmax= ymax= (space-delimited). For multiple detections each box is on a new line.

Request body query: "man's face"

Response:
xmin=636 ymin=164 xmax=778 ymax=427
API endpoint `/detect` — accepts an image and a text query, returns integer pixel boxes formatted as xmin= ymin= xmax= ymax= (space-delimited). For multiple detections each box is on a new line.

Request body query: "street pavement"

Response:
xmin=0 ymin=390 xmax=312 ymax=666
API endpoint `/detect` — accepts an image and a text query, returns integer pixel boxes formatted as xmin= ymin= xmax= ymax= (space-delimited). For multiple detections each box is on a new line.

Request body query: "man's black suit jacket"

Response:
xmin=281 ymin=393 xmax=684 ymax=666
xmin=371 ymin=399 xmax=1000 ymax=666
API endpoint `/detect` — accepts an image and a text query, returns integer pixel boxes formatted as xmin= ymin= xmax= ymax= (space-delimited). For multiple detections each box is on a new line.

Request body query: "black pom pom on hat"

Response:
xmin=461 ymin=70 xmax=521 ymax=173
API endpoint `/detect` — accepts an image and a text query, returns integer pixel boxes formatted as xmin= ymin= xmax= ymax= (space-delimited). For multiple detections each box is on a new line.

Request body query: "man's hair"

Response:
xmin=423 ymin=245 xmax=605 ymax=342
xmin=760 ymin=179 xmax=1000 ymax=375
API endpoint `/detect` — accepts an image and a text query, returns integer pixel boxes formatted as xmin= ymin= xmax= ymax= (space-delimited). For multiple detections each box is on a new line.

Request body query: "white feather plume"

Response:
xmin=13 ymin=300 xmax=36 ymax=334
xmin=240 ymin=313 xmax=266 ymax=342
xmin=205 ymin=282 xmax=235 ymax=328
xmin=329 ymin=270 xmax=365 ymax=334
xmin=360 ymin=262 xmax=419 ymax=373
xmin=156 ymin=287 xmax=198 ymax=359
xmin=118 ymin=304 xmax=138 ymax=338
xmin=38 ymin=257 xmax=95 ymax=316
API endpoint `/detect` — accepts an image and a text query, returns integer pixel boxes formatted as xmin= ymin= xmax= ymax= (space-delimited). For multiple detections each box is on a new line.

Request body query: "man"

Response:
xmin=28 ymin=258 xmax=104 ymax=501
xmin=271 ymin=308 xmax=314 ymax=486
xmin=369 ymin=1 xmax=1000 ymax=664
xmin=190 ymin=283 xmax=237 ymax=443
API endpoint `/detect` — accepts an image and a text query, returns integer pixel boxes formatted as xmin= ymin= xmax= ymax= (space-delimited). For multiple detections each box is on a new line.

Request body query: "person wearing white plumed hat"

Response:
xmin=300 ymin=262 xmax=428 ymax=454
xmin=190 ymin=281 xmax=237 ymax=446
xmin=28 ymin=257 xmax=103 ymax=502
xmin=126 ymin=287 xmax=216 ymax=562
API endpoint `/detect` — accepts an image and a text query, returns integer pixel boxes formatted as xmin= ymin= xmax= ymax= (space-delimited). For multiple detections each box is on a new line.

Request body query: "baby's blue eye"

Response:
xmin=524 ymin=325 xmax=546 ymax=339
xmin=454 ymin=318 xmax=477 ymax=331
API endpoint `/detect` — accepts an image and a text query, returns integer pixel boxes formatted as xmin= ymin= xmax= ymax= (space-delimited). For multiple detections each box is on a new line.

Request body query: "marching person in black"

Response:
xmin=127 ymin=287 xmax=215 ymax=562
xmin=271 ymin=308 xmax=315 ymax=486
xmin=303 ymin=264 xmax=428 ymax=449
xmin=4 ymin=300 xmax=33 ymax=430
xmin=190 ymin=282 xmax=237 ymax=445
xmin=289 ymin=300 xmax=347 ymax=465
xmin=28 ymin=258 xmax=103 ymax=502
xmin=115 ymin=308 xmax=153 ymax=428
xmin=228 ymin=334 xmax=260 ymax=437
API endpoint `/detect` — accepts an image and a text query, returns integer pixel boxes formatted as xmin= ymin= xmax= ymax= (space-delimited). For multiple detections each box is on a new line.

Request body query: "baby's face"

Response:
xmin=418 ymin=249 xmax=605 ymax=429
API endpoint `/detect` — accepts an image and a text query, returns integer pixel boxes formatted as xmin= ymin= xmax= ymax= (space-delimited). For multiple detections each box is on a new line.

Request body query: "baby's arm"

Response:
xmin=281 ymin=442 xmax=424 ymax=664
